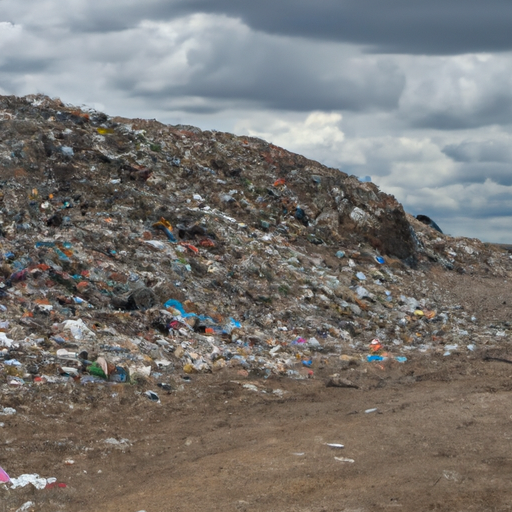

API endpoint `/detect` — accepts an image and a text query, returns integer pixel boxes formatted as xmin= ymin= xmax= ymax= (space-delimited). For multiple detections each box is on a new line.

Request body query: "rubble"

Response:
xmin=0 ymin=93 xmax=511 ymax=400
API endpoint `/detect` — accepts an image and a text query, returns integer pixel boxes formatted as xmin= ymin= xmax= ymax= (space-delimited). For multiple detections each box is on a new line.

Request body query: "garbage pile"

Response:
xmin=0 ymin=93 xmax=511 ymax=393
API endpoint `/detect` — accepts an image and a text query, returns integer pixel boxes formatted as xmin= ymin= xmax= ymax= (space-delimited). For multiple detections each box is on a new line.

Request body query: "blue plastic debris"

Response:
xmin=228 ymin=318 xmax=241 ymax=329
xmin=367 ymin=355 xmax=386 ymax=362
xmin=35 ymin=241 xmax=70 ymax=262
xmin=153 ymin=219 xmax=177 ymax=242
xmin=4 ymin=359 xmax=22 ymax=366
xmin=163 ymin=299 xmax=196 ymax=318
xmin=164 ymin=300 xmax=241 ymax=334
xmin=53 ymin=248 xmax=70 ymax=262
xmin=223 ymin=318 xmax=242 ymax=333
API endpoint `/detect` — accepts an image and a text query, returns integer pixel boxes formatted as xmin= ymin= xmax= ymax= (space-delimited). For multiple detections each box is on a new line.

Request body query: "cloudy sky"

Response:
xmin=2 ymin=1 xmax=512 ymax=242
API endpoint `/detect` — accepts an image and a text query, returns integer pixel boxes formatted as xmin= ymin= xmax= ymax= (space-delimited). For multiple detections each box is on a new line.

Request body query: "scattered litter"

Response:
xmin=443 ymin=344 xmax=459 ymax=356
xmin=9 ymin=474 xmax=55 ymax=490
xmin=334 ymin=457 xmax=355 ymax=463
xmin=0 ymin=96 xmax=509 ymax=485
xmin=104 ymin=438 xmax=131 ymax=448
xmin=144 ymin=390 xmax=160 ymax=402
xmin=16 ymin=502 xmax=35 ymax=512
xmin=242 ymin=384 xmax=260 ymax=392
xmin=0 ymin=333 xmax=14 ymax=348
xmin=0 ymin=465 xmax=10 ymax=483
xmin=0 ymin=407 xmax=17 ymax=415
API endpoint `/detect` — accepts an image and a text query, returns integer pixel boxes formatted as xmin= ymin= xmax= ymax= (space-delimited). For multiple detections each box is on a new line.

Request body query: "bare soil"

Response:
xmin=2 ymin=273 xmax=512 ymax=512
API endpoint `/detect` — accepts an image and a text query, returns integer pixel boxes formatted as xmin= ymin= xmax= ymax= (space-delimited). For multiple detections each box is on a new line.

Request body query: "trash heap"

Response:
xmin=0 ymin=93 xmax=511 ymax=393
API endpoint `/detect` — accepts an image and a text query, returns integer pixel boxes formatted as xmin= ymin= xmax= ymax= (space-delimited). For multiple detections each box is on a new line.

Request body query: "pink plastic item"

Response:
xmin=0 ymin=466 xmax=10 ymax=483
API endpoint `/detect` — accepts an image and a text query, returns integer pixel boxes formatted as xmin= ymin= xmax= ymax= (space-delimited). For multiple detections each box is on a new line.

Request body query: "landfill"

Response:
xmin=0 ymin=93 xmax=510 ymax=392
xmin=2 ymin=93 xmax=512 ymax=510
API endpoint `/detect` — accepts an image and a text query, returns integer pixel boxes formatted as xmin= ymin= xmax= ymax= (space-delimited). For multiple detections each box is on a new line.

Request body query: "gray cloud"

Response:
xmin=2 ymin=3 xmax=512 ymax=242
xmin=443 ymin=140 xmax=512 ymax=163
xmin=128 ymin=59 xmax=404 ymax=113
xmin=104 ymin=19 xmax=405 ymax=113
xmin=451 ymin=163 xmax=512 ymax=186
xmin=391 ymin=180 xmax=512 ymax=239
xmin=397 ymin=53 xmax=512 ymax=130
xmin=410 ymin=98 xmax=512 ymax=130
xmin=5 ymin=1 xmax=512 ymax=55
xmin=439 ymin=138 xmax=512 ymax=187
xmin=0 ymin=57 xmax=52 ymax=73
xmin=169 ymin=0 xmax=512 ymax=55
xmin=3 ymin=2 xmax=512 ymax=128
xmin=439 ymin=215 xmax=512 ymax=243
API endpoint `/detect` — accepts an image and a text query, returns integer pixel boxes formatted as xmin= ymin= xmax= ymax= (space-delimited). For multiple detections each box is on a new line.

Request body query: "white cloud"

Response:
xmin=239 ymin=111 xmax=345 ymax=154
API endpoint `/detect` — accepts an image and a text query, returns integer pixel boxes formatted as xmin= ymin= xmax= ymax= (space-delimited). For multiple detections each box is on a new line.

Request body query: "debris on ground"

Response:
xmin=0 ymin=93 xmax=510 ymax=392
xmin=1 ymin=93 xmax=512 ymax=510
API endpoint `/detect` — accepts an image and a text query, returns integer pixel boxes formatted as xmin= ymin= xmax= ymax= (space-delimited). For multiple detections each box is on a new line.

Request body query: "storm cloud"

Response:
xmin=6 ymin=0 xmax=512 ymax=55
xmin=173 ymin=0 xmax=512 ymax=55
xmin=1 ymin=2 xmax=512 ymax=241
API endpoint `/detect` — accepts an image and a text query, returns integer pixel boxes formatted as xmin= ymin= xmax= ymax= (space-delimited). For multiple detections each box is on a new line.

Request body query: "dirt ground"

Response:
xmin=2 ymin=272 xmax=512 ymax=512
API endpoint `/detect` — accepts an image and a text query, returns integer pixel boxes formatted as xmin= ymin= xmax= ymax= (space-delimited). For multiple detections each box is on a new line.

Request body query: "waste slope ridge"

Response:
xmin=0 ymin=93 xmax=511 ymax=386
xmin=0 ymin=93 xmax=415 ymax=263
